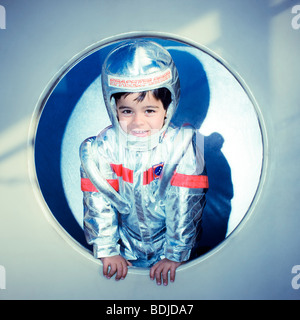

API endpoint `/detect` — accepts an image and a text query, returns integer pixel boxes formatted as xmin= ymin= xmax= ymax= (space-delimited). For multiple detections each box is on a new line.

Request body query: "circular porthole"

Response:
xmin=30 ymin=33 xmax=266 ymax=264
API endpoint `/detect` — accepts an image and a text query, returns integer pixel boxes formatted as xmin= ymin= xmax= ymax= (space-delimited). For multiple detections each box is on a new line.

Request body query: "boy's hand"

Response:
xmin=150 ymin=258 xmax=183 ymax=286
xmin=101 ymin=255 xmax=132 ymax=281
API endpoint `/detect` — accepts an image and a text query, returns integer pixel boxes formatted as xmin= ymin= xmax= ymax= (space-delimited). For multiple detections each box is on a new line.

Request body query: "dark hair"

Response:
xmin=112 ymin=88 xmax=172 ymax=110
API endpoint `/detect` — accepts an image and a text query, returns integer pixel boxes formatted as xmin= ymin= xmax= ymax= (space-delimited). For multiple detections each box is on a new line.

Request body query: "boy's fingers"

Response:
xmin=162 ymin=268 xmax=169 ymax=286
xmin=120 ymin=260 xmax=132 ymax=280
xmin=150 ymin=261 xmax=161 ymax=281
xmin=102 ymin=261 xmax=109 ymax=276
xmin=155 ymin=272 xmax=162 ymax=285
xmin=163 ymin=264 xmax=175 ymax=286
xmin=169 ymin=266 xmax=176 ymax=283
xmin=150 ymin=265 xmax=155 ymax=280
xmin=122 ymin=261 xmax=130 ymax=279
xmin=121 ymin=264 xmax=127 ymax=280
xmin=150 ymin=260 xmax=180 ymax=286
xmin=115 ymin=263 xmax=123 ymax=281
xmin=150 ymin=266 xmax=155 ymax=280
xmin=154 ymin=265 xmax=164 ymax=286
xmin=107 ymin=263 xmax=117 ymax=279
xmin=126 ymin=260 xmax=133 ymax=267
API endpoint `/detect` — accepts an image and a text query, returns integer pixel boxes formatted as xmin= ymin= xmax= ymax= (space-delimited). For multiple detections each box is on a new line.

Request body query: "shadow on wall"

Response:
xmin=34 ymin=40 xmax=233 ymax=257
xmin=170 ymin=48 xmax=233 ymax=254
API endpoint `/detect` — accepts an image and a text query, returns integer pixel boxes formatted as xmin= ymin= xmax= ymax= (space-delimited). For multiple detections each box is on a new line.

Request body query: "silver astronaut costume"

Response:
xmin=80 ymin=40 xmax=208 ymax=267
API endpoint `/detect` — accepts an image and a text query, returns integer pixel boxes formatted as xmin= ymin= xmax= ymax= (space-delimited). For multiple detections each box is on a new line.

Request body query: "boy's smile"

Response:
xmin=116 ymin=92 xmax=167 ymax=137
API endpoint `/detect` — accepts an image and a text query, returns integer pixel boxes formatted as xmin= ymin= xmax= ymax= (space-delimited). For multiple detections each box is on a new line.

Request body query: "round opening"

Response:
xmin=32 ymin=33 xmax=265 ymax=264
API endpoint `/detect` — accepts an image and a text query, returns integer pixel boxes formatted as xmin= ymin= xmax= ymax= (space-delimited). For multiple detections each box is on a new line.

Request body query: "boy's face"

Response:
xmin=116 ymin=92 xmax=167 ymax=137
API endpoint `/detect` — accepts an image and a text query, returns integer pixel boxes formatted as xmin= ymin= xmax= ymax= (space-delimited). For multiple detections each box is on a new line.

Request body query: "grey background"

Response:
xmin=0 ymin=0 xmax=299 ymax=299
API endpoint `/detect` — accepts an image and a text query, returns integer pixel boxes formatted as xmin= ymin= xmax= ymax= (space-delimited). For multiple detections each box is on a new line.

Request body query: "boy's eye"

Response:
xmin=145 ymin=109 xmax=156 ymax=114
xmin=120 ymin=109 xmax=132 ymax=115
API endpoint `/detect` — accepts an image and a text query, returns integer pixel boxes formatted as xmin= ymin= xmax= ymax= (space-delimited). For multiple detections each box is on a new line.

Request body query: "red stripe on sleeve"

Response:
xmin=106 ymin=179 xmax=119 ymax=192
xmin=110 ymin=164 xmax=123 ymax=177
xmin=171 ymin=172 xmax=209 ymax=189
xmin=81 ymin=178 xmax=119 ymax=192
xmin=81 ymin=178 xmax=98 ymax=192
xmin=110 ymin=164 xmax=133 ymax=183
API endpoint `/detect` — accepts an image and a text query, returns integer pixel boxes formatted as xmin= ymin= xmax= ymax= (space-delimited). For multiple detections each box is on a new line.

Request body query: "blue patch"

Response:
xmin=152 ymin=163 xmax=164 ymax=179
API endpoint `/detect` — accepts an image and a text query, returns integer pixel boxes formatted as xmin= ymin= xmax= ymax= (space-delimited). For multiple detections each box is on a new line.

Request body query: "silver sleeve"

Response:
xmin=81 ymin=167 xmax=120 ymax=258
xmin=164 ymin=188 xmax=206 ymax=262
xmin=80 ymin=136 xmax=123 ymax=258
xmin=164 ymin=135 xmax=207 ymax=262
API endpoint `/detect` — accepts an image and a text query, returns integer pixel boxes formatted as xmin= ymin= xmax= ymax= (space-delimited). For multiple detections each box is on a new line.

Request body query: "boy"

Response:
xmin=80 ymin=39 xmax=208 ymax=286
